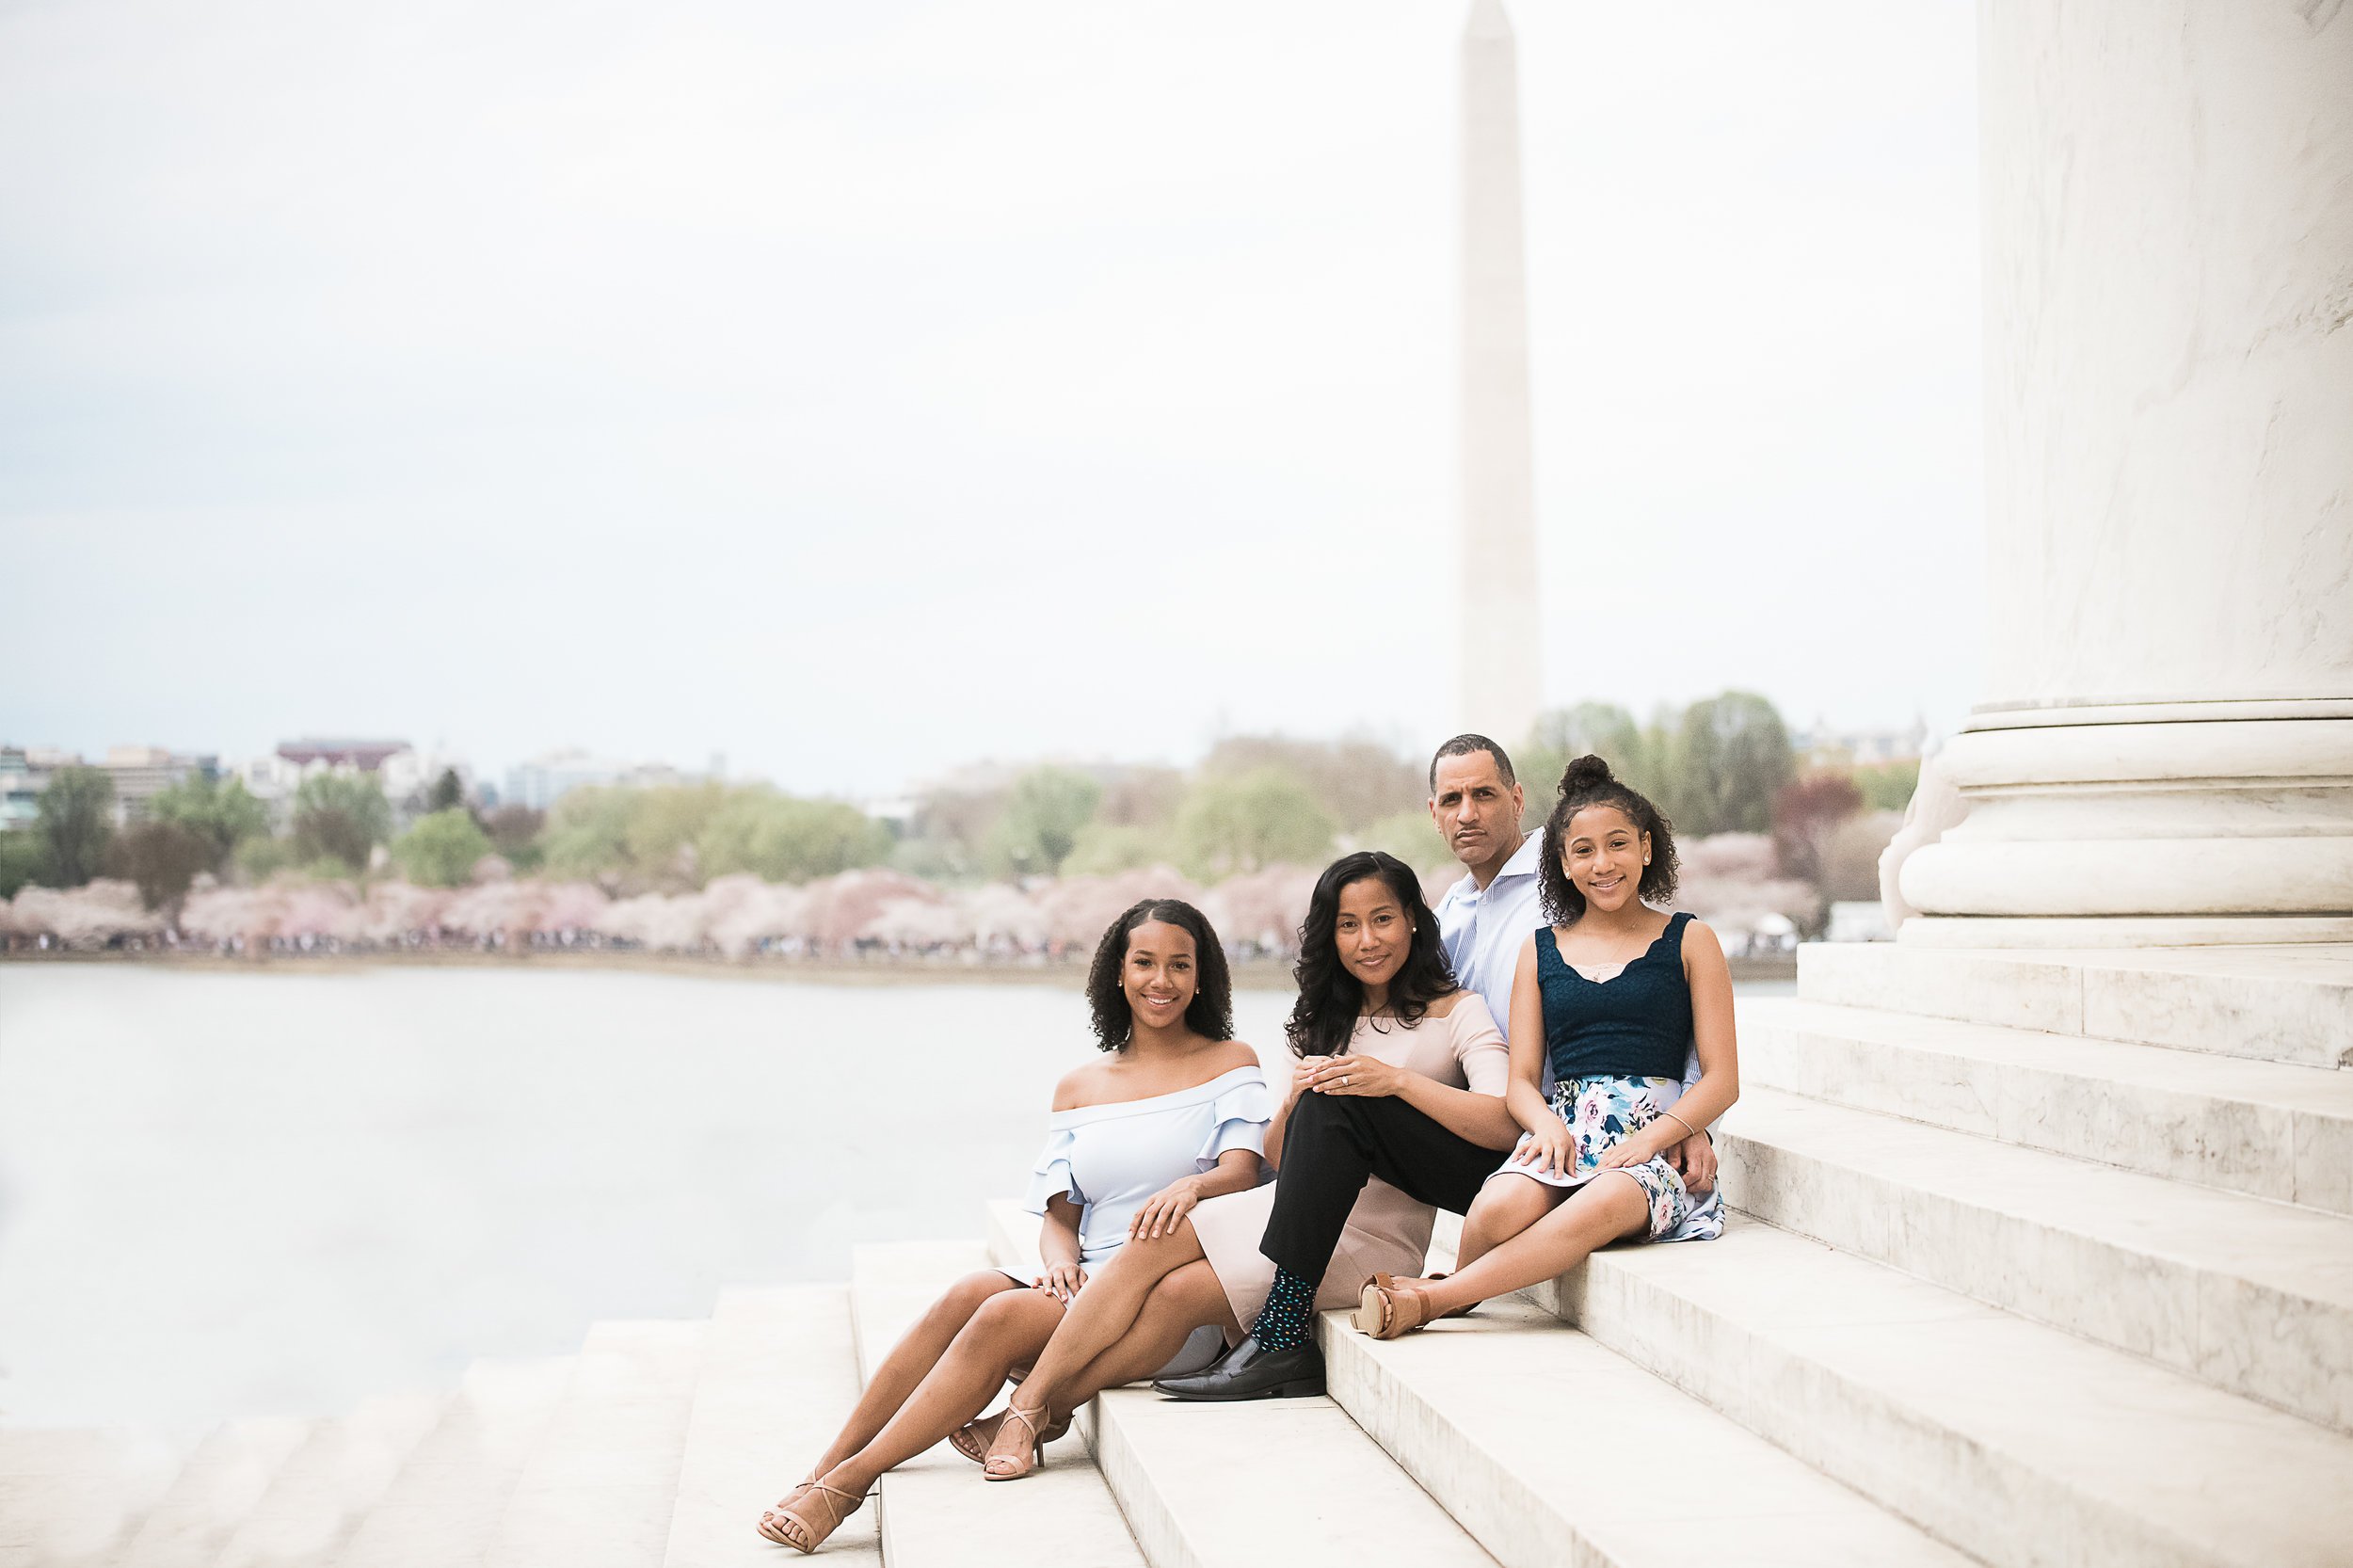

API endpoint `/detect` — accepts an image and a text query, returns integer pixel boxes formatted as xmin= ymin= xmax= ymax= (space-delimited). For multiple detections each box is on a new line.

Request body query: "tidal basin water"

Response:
xmin=0 ymin=964 xmax=1296 ymax=1435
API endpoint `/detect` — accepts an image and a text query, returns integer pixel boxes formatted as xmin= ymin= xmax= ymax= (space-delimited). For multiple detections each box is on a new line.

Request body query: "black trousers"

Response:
xmin=1257 ymin=1091 xmax=1509 ymax=1286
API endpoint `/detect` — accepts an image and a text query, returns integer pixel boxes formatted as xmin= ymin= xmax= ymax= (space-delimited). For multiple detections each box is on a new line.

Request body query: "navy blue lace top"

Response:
xmin=1536 ymin=911 xmax=1695 ymax=1083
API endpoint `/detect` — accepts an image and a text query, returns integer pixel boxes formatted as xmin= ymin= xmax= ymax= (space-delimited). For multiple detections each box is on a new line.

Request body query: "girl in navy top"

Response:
xmin=1354 ymin=754 xmax=1738 ymax=1338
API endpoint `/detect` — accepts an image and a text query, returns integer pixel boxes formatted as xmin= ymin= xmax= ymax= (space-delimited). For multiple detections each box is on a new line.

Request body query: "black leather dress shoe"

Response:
xmin=1151 ymin=1333 xmax=1325 ymax=1400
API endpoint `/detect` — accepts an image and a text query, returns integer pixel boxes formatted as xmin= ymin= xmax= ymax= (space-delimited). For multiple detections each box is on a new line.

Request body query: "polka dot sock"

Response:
xmin=1251 ymin=1266 xmax=1318 ymax=1352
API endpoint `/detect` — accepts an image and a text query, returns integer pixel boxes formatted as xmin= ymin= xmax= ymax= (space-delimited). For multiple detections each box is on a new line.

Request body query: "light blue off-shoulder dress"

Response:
xmin=1016 ymin=1063 xmax=1275 ymax=1268
xmin=1007 ymin=1062 xmax=1274 ymax=1377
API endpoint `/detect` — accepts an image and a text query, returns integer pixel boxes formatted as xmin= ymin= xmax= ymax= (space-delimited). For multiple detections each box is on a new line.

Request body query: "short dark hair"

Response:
xmin=1537 ymin=755 xmax=1680 ymax=923
xmin=1428 ymin=733 xmax=1516 ymax=793
xmin=1286 ymin=851 xmax=1458 ymax=1058
xmin=1084 ymin=899 xmax=1235 ymax=1050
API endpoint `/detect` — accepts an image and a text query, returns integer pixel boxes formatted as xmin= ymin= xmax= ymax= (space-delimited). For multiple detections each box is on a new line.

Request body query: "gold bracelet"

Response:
xmin=1658 ymin=1108 xmax=1698 ymax=1141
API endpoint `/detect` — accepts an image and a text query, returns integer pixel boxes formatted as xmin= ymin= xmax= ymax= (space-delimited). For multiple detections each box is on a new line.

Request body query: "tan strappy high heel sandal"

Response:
xmin=981 ymin=1403 xmax=1049 ymax=1481
xmin=757 ymin=1476 xmax=815 ymax=1537
xmin=1353 ymin=1273 xmax=1438 ymax=1340
xmin=756 ymin=1480 xmax=866 ymax=1553
xmin=950 ymin=1408 xmax=1070 ymax=1466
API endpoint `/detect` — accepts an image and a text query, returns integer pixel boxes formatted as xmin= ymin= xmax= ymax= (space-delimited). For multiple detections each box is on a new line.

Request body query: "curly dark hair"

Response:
xmin=1084 ymin=899 xmax=1235 ymax=1050
xmin=1286 ymin=851 xmax=1459 ymax=1059
xmin=1538 ymin=755 xmax=1680 ymax=924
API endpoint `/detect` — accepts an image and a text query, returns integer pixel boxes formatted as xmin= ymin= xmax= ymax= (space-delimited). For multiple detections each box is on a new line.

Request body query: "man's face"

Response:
xmin=1428 ymin=750 xmax=1525 ymax=871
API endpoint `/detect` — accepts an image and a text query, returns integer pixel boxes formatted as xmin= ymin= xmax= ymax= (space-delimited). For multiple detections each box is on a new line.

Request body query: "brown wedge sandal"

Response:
xmin=1427 ymin=1270 xmax=1478 ymax=1320
xmin=1353 ymin=1272 xmax=1440 ymax=1341
xmin=981 ymin=1403 xmax=1049 ymax=1481
xmin=756 ymin=1480 xmax=866 ymax=1553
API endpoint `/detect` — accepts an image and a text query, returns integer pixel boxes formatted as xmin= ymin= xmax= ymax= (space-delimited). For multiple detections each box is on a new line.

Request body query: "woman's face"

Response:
xmin=1334 ymin=875 xmax=1414 ymax=992
xmin=1123 ymin=920 xmax=1198 ymax=1031
xmin=1561 ymin=805 xmax=1648 ymax=914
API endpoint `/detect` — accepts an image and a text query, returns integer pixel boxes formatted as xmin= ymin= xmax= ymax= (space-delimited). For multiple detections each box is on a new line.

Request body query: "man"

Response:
xmin=1157 ymin=733 xmax=1712 ymax=1400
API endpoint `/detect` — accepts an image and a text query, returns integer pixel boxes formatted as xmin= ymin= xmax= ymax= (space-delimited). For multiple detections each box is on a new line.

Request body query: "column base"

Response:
xmin=1899 ymin=915 xmax=2353 ymax=949
xmin=1897 ymin=702 xmax=2353 ymax=943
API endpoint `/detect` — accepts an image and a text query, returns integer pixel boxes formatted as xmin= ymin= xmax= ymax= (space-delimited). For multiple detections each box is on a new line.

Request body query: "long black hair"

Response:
xmin=1084 ymin=898 xmax=1235 ymax=1050
xmin=1285 ymin=851 xmax=1457 ymax=1059
xmin=1538 ymin=754 xmax=1681 ymax=924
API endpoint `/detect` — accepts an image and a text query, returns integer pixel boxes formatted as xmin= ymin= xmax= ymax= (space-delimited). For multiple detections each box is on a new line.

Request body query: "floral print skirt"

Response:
xmin=1487 ymin=1074 xmax=1726 ymax=1242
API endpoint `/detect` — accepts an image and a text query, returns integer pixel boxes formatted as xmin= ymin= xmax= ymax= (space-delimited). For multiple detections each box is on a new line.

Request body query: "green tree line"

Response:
xmin=1 ymin=698 xmax=1919 ymax=910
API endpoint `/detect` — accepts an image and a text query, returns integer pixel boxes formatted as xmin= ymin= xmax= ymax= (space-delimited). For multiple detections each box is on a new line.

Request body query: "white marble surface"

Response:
xmin=1924 ymin=2 xmax=2353 ymax=936
xmin=1321 ymin=1298 xmax=1972 ymax=1568
xmin=0 ymin=1427 xmax=177 ymax=1567
xmin=1563 ymin=1223 xmax=2353 ymax=1568
xmin=658 ymin=1287 xmax=880 ymax=1568
xmin=211 ymin=1389 xmax=447 ymax=1568
xmin=1717 ymin=1088 xmax=2353 ymax=1432
xmin=1088 ymin=1378 xmax=1495 ymax=1568
xmin=1798 ymin=942 xmax=2353 ymax=1068
xmin=1738 ymin=997 xmax=2353 ymax=1212
xmin=1977 ymin=5 xmax=2352 ymax=708
xmin=112 ymin=1417 xmax=311 ymax=1568
xmin=338 ymin=1357 xmax=572 ymax=1568
xmin=478 ymin=1320 xmax=703 ymax=1568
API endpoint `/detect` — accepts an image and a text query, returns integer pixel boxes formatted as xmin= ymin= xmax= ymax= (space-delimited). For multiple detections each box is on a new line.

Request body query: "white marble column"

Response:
xmin=1458 ymin=0 xmax=1543 ymax=750
xmin=1901 ymin=0 xmax=2353 ymax=945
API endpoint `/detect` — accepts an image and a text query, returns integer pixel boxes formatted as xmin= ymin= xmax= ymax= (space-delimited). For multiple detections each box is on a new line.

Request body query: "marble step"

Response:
xmin=0 ymin=1427 xmax=175 ymax=1568
xmin=1798 ymin=941 xmax=2353 ymax=1068
xmin=110 ymin=1418 xmax=312 ymax=1568
xmin=979 ymin=1205 xmax=1495 ymax=1568
xmin=1087 ymin=1378 xmax=1496 ymax=1568
xmin=851 ymin=1240 xmax=1137 ymax=1568
xmin=1515 ymin=1220 xmax=2353 ymax=1568
xmin=1738 ymin=997 xmax=2353 ymax=1215
xmin=1717 ymin=1085 xmax=2353 ymax=1432
xmin=333 ymin=1357 xmax=573 ymax=1568
xmin=1320 ymin=1297 xmax=1976 ymax=1567
xmin=660 ymin=1285 xmax=878 ymax=1568
xmin=212 ymin=1392 xmax=449 ymax=1568
xmin=479 ymin=1320 xmax=704 ymax=1568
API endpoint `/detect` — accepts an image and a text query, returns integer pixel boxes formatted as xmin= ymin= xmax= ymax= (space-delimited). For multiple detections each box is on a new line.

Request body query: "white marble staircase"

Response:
xmin=5 ymin=943 xmax=2345 ymax=1568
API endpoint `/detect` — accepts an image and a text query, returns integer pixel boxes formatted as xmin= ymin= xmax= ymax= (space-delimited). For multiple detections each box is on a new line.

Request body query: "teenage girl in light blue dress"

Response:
xmin=759 ymin=898 xmax=1272 ymax=1552
xmin=1353 ymin=755 xmax=1738 ymax=1338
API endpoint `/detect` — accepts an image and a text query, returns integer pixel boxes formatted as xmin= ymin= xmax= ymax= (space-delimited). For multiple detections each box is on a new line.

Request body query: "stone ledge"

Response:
xmin=1796 ymin=941 xmax=2353 ymax=1067
xmin=1541 ymin=1223 xmax=2353 ymax=1568
xmin=1321 ymin=1298 xmax=1973 ymax=1568
xmin=1717 ymin=1085 xmax=2353 ymax=1432
xmin=1738 ymin=997 xmax=2353 ymax=1213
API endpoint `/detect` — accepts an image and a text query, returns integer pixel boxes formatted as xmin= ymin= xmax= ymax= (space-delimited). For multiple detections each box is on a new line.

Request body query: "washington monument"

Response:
xmin=1458 ymin=0 xmax=1542 ymax=749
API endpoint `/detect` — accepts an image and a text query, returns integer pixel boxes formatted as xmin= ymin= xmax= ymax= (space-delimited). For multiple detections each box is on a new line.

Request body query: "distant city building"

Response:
xmin=0 ymin=744 xmax=217 ymax=829
xmin=1794 ymin=717 xmax=1930 ymax=772
xmin=504 ymin=749 xmax=697 ymax=811
xmin=379 ymin=748 xmax=474 ymax=815
xmin=276 ymin=738 xmax=409 ymax=773
xmin=237 ymin=738 xmax=418 ymax=828
xmin=0 ymin=746 xmax=54 ymax=831
xmin=102 ymin=744 xmax=219 ymax=825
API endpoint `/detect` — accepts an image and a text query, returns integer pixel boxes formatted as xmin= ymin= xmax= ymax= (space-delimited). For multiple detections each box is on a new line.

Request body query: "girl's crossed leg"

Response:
xmin=1395 ymin=1171 xmax=1651 ymax=1321
xmin=983 ymin=1221 xmax=1209 ymax=1477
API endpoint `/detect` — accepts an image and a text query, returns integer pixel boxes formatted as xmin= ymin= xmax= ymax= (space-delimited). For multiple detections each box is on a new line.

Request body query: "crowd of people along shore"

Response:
xmin=757 ymin=735 xmax=1737 ymax=1553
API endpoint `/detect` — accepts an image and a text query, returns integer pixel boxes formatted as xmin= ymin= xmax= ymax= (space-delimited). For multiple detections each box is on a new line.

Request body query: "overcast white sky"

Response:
xmin=0 ymin=0 xmax=1983 ymax=796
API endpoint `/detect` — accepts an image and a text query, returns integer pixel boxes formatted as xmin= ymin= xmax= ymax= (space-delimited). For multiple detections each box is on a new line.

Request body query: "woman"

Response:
xmin=978 ymin=851 xmax=1517 ymax=1480
xmin=1353 ymin=754 xmax=1737 ymax=1337
xmin=758 ymin=898 xmax=1271 ymax=1551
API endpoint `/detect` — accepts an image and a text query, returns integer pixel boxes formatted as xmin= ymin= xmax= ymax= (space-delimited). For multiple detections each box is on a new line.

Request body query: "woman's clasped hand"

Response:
xmin=1301 ymin=1053 xmax=1406 ymax=1097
